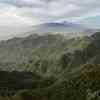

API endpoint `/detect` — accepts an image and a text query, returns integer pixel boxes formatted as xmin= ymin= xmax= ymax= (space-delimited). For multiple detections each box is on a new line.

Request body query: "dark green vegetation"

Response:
xmin=0 ymin=32 xmax=100 ymax=100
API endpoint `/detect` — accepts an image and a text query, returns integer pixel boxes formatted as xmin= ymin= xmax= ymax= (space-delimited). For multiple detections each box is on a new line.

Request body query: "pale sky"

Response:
xmin=0 ymin=0 xmax=100 ymax=39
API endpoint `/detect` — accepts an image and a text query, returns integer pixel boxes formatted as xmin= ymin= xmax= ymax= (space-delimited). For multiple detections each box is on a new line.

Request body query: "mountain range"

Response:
xmin=0 ymin=31 xmax=99 ymax=73
xmin=0 ymin=31 xmax=100 ymax=99
xmin=34 ymin=22 xmax=91 ymax=33
xmin=0 ymin=22 xmax=96 ymax=40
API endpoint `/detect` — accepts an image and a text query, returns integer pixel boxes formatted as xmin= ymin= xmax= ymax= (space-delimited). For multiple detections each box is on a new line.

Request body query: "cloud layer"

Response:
xmin=0 ymin=0 xmax=100 ymax=25
xmin=0 ymin=0 xmax=100 ymax=39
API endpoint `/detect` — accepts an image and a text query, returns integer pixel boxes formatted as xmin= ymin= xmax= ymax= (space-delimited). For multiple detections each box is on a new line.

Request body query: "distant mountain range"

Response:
xmin=33 ymin=22 xmax=94 ymax=34
xmin=8 ymin=21 xmax=96 ymax=41
xmin=0 ymin=21 xmax=97 ymax=41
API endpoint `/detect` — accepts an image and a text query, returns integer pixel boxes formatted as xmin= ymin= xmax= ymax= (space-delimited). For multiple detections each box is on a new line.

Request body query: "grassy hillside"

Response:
xmin=0 ymin=34 xmax=91 ymax=73
xmin=0 ymin=32 xmax=99 ymax=99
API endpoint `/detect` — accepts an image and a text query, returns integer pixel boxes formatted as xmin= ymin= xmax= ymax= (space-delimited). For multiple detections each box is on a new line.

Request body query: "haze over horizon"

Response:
xmin=0 ymin=0 xmax=100 ymax=39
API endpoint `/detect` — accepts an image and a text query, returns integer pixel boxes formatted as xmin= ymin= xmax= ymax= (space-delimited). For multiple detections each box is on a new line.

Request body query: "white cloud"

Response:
xmin=0 ymin=3 xmax=40 ymax=26
xmin=48 ymin=2 xmax=79 ymax=17
xmin=0 ymin=0 xmax=100 ymax=39
xmin=0 ymin=3 xmax=41 ymax=39
xmin=0 ymin=0 xmax=100 ymax=23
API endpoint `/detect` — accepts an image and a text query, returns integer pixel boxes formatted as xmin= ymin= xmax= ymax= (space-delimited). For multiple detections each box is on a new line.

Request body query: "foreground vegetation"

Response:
xmin=0 ymin=64 xmax=100 ymax=100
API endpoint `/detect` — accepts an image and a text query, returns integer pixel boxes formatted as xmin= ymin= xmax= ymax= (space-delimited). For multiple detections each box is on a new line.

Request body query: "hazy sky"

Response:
xmin=0 ymin=0 xmax=100 ymax=39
